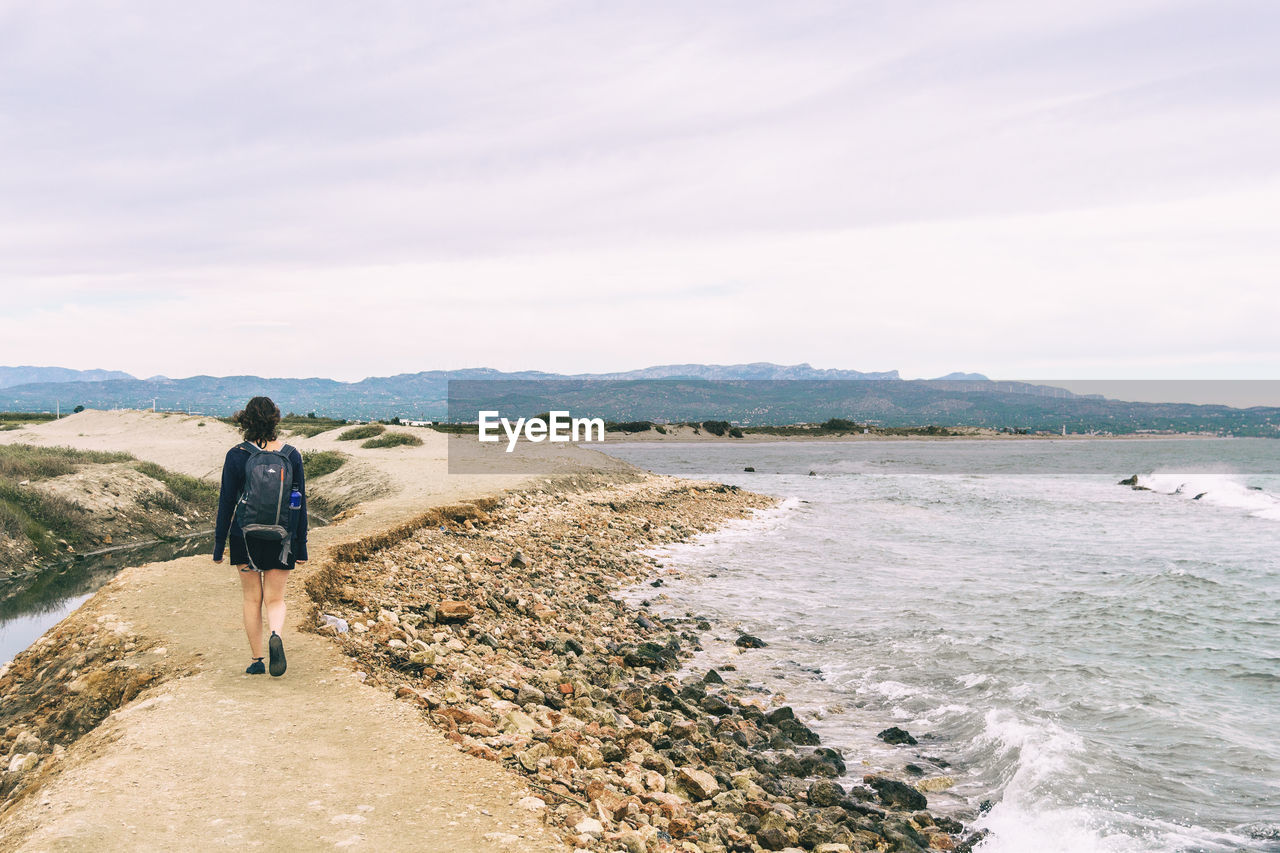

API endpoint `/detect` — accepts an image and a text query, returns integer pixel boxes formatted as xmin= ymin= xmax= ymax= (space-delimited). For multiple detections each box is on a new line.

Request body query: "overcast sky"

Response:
xmin=1 ymin=0 xmax=1277 ymax=383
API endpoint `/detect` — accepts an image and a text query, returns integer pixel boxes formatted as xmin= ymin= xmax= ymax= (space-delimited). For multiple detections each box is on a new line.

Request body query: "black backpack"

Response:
xmin=235 ymin=441 xmax=299 ymax=566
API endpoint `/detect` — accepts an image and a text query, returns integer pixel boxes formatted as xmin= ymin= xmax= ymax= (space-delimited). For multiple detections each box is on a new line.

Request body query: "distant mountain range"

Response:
xmin=1 ymin=363 xmax=1275 ymax=436
xmin=0 ymin=366 xmax=133 ymax=389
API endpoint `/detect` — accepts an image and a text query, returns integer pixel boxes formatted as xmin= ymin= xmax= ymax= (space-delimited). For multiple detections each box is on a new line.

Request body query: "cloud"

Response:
xmin=0 ymin=0 xmax=1277 ymax=379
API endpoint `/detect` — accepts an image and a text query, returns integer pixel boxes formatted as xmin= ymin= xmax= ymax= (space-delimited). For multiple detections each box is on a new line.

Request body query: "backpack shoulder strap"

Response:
xmin=239 ymin=441 xmax=261 ymax=456
xmin=280 ymin=445 xmax=301 ymax=490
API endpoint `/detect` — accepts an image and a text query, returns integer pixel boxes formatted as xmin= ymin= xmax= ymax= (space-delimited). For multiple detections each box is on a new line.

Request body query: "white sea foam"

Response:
xmin=1138 ymin=471 xmax=1280 ymax=521
xmin=973 ymin=710 xmax=1252 ymax=853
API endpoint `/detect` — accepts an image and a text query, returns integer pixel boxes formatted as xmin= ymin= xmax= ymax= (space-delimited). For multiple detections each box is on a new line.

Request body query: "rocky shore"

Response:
xmin=306 ymin=474 xmax=983 ymax=853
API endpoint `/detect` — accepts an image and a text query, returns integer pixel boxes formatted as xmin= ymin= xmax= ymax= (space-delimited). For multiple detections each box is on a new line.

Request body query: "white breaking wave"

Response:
xmin=1137 ymin=471 xmax=1280 ymax=521
xmin=973 ymin=709 xmax=1253 ymax=853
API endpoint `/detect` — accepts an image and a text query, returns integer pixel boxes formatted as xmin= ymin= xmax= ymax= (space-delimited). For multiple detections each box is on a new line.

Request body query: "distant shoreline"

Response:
xmin=599 ymin=426 xmax=1232 ymax=444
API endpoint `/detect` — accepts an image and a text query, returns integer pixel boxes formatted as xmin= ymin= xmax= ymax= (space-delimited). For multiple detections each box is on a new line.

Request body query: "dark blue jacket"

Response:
xmin=214 ymin=443 xmax=308 ymax=562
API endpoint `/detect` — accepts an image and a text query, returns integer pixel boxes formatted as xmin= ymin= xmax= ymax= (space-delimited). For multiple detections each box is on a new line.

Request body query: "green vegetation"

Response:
xmin=701 ymin=420 xmax=735 ymax=437
xmin=0 ymin=444 xmax=133 ymax=481
xmin=302 ymin=450 xmax=346 ymax=480
xmin=0 ymin=444 xmax=219 ymax=570
xmin=0 ymin=412 xmax=58 ymax=423
xmin=132 ymin=461 xmax=219 ymax=507
xmin=605 ymin=421 xmax=654 ymax=433
xmin=429 ymin=423 xmax=478 ymax=434
xmin=362 ymin=432 xmax=422 ymax=449
xmin=0 ymin=479 xmax=89 ymax=559
xmin=338 ymin=424 xmax=385 ymax=441
xmin=0 ymin=412 xmax=57 ymax=431
xmin=281 ymin=413 xmax=348 ymax=438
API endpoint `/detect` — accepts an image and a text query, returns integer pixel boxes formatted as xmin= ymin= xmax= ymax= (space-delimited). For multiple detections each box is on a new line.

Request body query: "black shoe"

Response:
xmin=246 ymin=657 xmax=265 ymax=675
xmin=268 ymin=632 xmax=287 ymax=677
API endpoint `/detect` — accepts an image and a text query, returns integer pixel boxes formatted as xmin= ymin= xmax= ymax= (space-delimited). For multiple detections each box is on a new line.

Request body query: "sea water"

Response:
xmin=605 ymin=438 xmax=1280 ymax=853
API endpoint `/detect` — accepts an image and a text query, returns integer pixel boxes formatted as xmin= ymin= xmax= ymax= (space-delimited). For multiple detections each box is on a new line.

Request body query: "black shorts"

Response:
xmin=229 ymin=535 xmax=297 ymax=572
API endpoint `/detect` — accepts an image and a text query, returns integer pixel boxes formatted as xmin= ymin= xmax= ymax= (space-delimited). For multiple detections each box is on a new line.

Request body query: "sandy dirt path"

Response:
xmin=0 ymin=411 xmax=633 ymax=852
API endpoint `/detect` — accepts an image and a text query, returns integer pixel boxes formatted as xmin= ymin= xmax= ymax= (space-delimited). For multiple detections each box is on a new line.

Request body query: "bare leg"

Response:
xmin=263 ymin=569 xmax=290 ymax=636
xmin=238 ymin=568 xmax=264 ymax=659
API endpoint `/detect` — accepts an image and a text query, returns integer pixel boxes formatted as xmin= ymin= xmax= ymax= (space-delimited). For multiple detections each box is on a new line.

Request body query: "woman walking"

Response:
xmin=213 ymin=396 xmax=308 ymax=676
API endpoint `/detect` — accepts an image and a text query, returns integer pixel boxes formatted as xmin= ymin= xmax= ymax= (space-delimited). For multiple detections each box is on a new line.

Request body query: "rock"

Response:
xmin=744 ymin=467 xmax=755 ymax=472
xmin=616 ymin=830 xmax=646 ymax=853
xmin=499 ymin=710 xmax=539 ymax=735
xmin=703 ymin=669 xmax=724 ymax=684
xmin=436 ymin=601 xmax=475 ymax=622
xmin=516 ymin=684 xmax=546 ymax=707
xmin=766 ymin=706 xmax=796 ymax=724
xmin=735 ymin=634 xmax=767 ymax=649
xmin=576 ymin=745 xmax=605 ymax=769
xmin=776 ymin=718 xmax=820 ymax=745
xmin=915 ymin=775 xmax=957 ymax=793
xmin=574 ymin=816 xmax=604 ymax=837
xmin=808 ymin=779 xmax=845 ymax=807
xmin=813 ymin=747 xmax=846 ymax=775
xmin=517 ymin=742 xmax=550 ymax=772
xmin=756 ymin=826 xmax=790 ymax=850
xmin=808 ymin=471 xmax=817 ymax=477
xmin=866 ymin=775 xmax=927 ymax=811
xmin=7 ymin=752 xmax=38 ymax=774
xmin=676 ymin=767 xmax=720 ymax=800
xmin=516 ymin=796 xmax=546 ymax=811
xmin=510 ymin=551 xmax=527 ymax=569
xmin=877 ymin=726 xmax=918 ymax=745
xmin=1118 ymin=474 xmax=1139 ymax=486
xmin=10 ymin=731 xmax=43 ymax=755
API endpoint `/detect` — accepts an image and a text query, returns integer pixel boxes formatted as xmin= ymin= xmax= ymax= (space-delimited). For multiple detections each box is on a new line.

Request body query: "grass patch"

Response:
xmin=303 ymin=450 xmax=346 ymax=480
xmin=429 ymin=423 xmax=478 ymax=434
xmin=281 ymin=415 xmax=349 ymax=438
xmin=338 ymin=424 xmax=385 ymax=441
xmin=0 ymin=481 xmax=91 ymax=557
xmin=132 ymin=461 xmax=218 ymax=509
xmin=0 ymin=447 xmax=221 ymax=570
xmin=606 ymin=421 xmax=654 ymax=434
xmin=0 ymin=444 xmax=134 ymax=482
xmin=0 ymin=412 xmax=58 ymax=423
xmin=361 ymin=432 xmax=422 ymax=449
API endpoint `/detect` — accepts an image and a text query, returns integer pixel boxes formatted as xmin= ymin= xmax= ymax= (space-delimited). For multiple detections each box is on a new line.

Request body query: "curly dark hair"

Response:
xmin=233 ymin=396 xmax=281 ymax=445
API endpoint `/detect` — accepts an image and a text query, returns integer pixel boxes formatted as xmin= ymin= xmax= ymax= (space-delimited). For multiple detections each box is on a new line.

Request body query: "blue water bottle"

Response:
xmin=290 ymin=489 xmax=302 ymax=510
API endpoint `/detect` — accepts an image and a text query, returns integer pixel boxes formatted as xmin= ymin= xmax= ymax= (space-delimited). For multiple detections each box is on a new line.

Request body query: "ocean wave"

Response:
xmin=1135 ymin=471 xmax=1280 ymax=522
xmin=972 ymin=709 xmax=1261 ymax=853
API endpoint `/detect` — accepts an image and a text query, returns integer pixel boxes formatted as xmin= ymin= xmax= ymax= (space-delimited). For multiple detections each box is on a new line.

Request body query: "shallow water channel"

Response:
xmin=0 ymin=533 xmax=217 ymax=665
